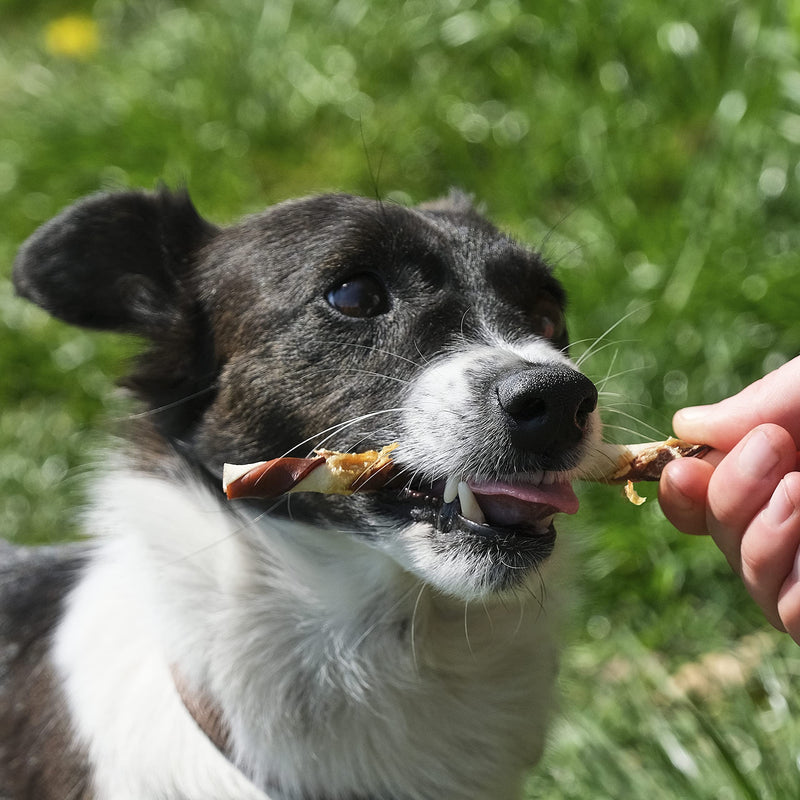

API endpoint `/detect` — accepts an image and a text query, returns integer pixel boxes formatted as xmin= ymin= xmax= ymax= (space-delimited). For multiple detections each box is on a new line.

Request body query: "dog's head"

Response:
xmin=13 ymin=189 xmax=600 ymax=600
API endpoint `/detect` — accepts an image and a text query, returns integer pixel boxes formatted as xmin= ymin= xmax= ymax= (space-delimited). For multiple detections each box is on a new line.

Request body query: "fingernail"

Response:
xmin=763 ymin=479 xmax=798 ymax=528
xmin=738 ymin=429 xmax=781 ymax=479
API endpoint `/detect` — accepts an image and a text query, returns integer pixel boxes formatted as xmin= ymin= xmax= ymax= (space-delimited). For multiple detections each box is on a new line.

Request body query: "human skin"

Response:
xmin=658 ymin=355 xmax=800 ymax=644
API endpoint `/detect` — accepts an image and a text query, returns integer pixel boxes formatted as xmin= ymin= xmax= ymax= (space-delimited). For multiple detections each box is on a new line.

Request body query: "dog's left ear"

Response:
xmin=12 ymin=188 xmax=217 ymax=336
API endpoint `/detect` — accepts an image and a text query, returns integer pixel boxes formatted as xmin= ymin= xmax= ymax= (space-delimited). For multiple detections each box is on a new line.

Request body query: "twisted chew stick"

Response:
xmin=223 ymin=444 xmax=398 ymax=500
xmin=222 ymin=438 xmax=708 ymax=502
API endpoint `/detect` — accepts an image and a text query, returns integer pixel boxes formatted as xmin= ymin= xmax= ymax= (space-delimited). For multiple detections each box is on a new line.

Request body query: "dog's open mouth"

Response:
xmin=222 ymin=450 xmax=579 ymax=547
xmin=385 ymin=472 xmax=579 ymax=544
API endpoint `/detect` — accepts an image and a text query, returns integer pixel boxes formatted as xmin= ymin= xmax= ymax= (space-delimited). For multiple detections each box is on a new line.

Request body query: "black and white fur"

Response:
xmin=1 ymin=189 xmax=602 ymax=800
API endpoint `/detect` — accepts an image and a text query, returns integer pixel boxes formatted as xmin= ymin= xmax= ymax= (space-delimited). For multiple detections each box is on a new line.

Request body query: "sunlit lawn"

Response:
xmin=2 ymin=0 xmax=800 ymax=795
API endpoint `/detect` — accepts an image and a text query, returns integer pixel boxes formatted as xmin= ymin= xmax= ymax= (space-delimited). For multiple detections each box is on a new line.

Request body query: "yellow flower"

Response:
xmin=44 ymin=14 xmax=99 ymax=60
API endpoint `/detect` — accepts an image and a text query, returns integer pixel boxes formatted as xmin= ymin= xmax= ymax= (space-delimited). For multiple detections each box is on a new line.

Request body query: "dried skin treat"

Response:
xmin=623 ymin=480 xmax=647 ymax=506
xmin=223 ymin=444 xmax=398 ymax=500
xmin=576 ymin=437 xmax=709 ymax=506
xmin=222 ymin=438 xmax=709 ymax=506
xmin=588 ymin=437 xmax=710 ymax=484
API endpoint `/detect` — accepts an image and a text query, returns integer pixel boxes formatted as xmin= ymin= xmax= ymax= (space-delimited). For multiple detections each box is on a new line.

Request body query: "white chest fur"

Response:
xmin=54 ymin=472 xmax=563 ymax=800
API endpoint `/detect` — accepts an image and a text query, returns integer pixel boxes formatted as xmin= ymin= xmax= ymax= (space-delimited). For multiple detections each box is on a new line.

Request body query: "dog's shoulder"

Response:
xmin=0 ymin=540 xmax=93 ymax=800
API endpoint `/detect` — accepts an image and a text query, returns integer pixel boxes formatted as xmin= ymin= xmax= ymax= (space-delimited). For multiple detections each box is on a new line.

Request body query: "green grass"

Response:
xmin=2 ymin=0 xmax=799 ymax=795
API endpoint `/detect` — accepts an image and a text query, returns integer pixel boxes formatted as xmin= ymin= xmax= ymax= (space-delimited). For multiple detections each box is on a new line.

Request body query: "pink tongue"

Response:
xmin=469 ymin=480 xmax=579 ymax=526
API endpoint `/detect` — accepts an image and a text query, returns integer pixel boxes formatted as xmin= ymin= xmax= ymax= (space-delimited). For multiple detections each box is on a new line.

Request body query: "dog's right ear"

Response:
xmin=12 ymin=188 xmax=217 ymax=336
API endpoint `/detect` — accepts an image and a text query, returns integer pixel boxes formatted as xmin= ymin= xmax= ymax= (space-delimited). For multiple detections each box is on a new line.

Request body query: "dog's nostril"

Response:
xmin=495 ymin=365 xmax=598 ymax=455
xmin=501 ymin=393 xmax=547 ymax=423
xmin=575 ymin=393 xmax=597 ymax=432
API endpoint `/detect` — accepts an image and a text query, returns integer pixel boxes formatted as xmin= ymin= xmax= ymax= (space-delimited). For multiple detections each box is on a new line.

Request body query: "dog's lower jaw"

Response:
xmin=380 ymin=519 xmax=558 ymax=601
xmin=54 ymin=470 xmax=563 ymax=799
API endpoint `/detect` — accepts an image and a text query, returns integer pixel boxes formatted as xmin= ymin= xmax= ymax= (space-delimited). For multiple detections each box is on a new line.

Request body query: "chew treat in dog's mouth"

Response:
xmin=223 ymin=437 xmax=708 ymax=519
xmin=223 ymin=444 xmax=398 ymax=500
xmin=222 ymin=445 xmax=579 ymax=536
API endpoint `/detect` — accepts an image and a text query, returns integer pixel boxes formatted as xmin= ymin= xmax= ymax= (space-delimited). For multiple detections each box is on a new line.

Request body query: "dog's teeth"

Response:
xmin=541 ymin=514 xmax=555 ymax=529
xmin=530 ymin=470 xmax=544 ymax=485
xmin=541 ymin=471 xmax=556 ymax=485
xmin=457 ymin=481 xmax=486 ymax=525
xmin=443 ymin=474 xmax=460 ymax=504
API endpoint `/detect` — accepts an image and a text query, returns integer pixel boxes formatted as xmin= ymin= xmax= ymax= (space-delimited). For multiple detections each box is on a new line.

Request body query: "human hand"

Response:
xmin=658 ymin=355 xmax=800 ymax=643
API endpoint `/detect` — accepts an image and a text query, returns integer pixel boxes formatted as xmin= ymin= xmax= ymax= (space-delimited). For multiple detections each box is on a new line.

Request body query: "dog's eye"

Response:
xmin=531 ymin=296 xmax=565 ymax=341
xmin=326 ymin=273 xmax=390 ymax=318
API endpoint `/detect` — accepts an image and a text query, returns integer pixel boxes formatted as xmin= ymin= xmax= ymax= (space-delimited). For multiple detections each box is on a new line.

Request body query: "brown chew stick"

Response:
xmin=599 ymin=438 xmax=711 ymax=484
xmin=222 ymin=438 xmax=709 ymax=503
xmin=223 ymin=444 xmax=398 ymax=500
xmin=580 ymin=437 xmax=710 ymax=506
xmin=224 ymin=457 xmax=326 ymax=500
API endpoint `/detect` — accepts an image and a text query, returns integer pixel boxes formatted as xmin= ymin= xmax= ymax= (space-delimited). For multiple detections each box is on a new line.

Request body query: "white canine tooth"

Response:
xmin=542 ymin=472 xmax=556 ymax=485
xmin=530 ymin=470 xmax=544 ymax=485
xmin=541 ymin=514 xmax=555 ymax=529
xmin=458 ymin=481 xmax=486 ymax=525
xmin=443 ymin=474 xmax=460 ymax=504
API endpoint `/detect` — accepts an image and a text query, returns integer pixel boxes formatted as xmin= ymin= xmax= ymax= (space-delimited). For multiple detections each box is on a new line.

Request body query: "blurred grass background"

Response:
xmin=2 ymin=0 xmax=800 ymax=796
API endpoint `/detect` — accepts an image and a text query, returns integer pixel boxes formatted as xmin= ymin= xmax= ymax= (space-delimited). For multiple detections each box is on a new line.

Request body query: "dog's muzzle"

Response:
xmin=379 ymin=358 xmax=600 ymax=560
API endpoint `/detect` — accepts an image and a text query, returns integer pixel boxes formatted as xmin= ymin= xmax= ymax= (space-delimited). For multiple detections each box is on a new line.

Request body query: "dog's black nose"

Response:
xmin=495 ymin=364 xmax=598 ymax=454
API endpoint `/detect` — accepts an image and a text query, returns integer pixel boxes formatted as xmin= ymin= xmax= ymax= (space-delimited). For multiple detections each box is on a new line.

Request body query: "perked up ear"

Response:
xmin=12 ymin=188 xmax=217 ymax=336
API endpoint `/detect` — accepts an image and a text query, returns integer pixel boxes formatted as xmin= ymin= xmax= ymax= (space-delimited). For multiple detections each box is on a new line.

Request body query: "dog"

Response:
xmin=1 ymin=188 xmax=601 ymax=799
